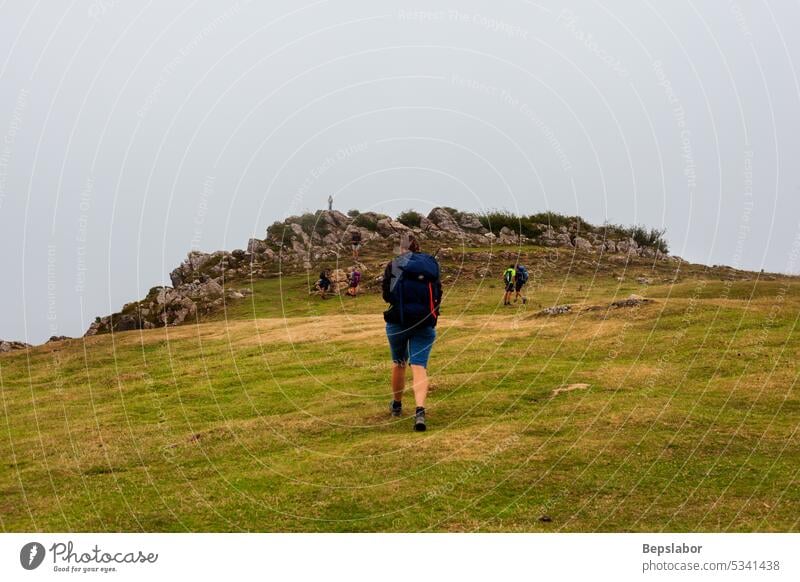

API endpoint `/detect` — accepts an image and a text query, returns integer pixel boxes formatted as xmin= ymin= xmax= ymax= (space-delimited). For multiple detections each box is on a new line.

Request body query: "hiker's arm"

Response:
xmin=434 ymin=277 xmax=443 ymax=314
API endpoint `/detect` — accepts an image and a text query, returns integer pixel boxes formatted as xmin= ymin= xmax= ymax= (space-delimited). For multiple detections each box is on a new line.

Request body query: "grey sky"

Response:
xmin=1 ymin=0 xmax=799 ymax=344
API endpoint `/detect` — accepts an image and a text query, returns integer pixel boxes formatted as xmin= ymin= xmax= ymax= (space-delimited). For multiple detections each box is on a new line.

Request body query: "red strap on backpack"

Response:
xmin=428 ymin=282 xmax=438 ymax=320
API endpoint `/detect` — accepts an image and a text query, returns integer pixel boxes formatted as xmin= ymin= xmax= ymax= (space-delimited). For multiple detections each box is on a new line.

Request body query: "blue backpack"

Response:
xmin=389 ymin=252 xmax=441 ymax=326
xmin=516 ymin=265 xmax=529 ymax=284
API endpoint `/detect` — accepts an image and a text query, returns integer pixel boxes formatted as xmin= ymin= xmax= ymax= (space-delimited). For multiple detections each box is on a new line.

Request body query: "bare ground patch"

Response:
xmin=552 ymin=383 xmax=591 ymax=397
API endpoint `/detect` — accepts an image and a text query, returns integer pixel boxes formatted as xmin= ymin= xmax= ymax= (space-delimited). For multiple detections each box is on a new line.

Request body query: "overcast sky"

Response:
xmin=1 ymin=0 xmax=799 ymax=344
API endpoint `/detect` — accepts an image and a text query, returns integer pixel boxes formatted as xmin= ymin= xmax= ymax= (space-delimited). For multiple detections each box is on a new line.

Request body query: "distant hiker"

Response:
xmin=347 ymin=268 xmax=361 ymax=297
xmin=318 ymin=269 xmax=332 ymax=299
xmin=382 ymin=237 xmax=442 ymax=431
xmin=328 ymin=194 xmax=333 ymax=211
xmin=503 ymin=265 xmax=516 ymax=306
xmin=350 ymin=229 xmax=362 ymax=260
xmin=514 ymin=264 xmax=529 ymax=304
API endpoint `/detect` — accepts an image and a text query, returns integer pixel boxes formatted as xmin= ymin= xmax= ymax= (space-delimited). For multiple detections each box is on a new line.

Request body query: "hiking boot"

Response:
xmin=414 ymin=407 xmax=426 ymax=431
xmin=390 ymin=400 xmax=402 ymax=417
xmin=522 ymin=297 xmax=528 ymax=305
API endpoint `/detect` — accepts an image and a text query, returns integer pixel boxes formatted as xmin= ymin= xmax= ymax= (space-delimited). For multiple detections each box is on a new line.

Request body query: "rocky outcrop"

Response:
xmin=538 ymin=305 xmax=572 ymax=316
xmin=85 ymin=277 xmax=254 ymax=336
xmin=458 ymin=213 xmax=485 ymax=231
xmin=376 ymin=218 xmax=410 ymax=238
xmin=84 ymin=206 xmax=673 ymax=337
xmin=0 ymin=340 xmax=31 ymax=353
xmin=573 ymin=236 xmax=593 ymax=252
xmin=610 ymin=294 xmax=653 ymax=308
xmin=427 ymin=207 xmax=461 ymax=233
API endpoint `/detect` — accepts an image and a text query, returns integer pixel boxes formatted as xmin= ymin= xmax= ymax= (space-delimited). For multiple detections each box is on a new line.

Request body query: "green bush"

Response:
xmin=441 ymin=207 xmax=464 ymax=223
xmin=631 ymin=225 xmax=669 ymax=253
xmin=267 ymin=221 xmax=287 ymax=240
xmin=397 ymin=209 xmax=423 ymax=228
xmin=353 ymin=213 xmax=378 ymax=231
xmin=479 ymin=210 xmax=543 ymax=239
xmin=285 ymin=211 xmax=331 ymax=237
xmin=528 ymin=211 xmax=594 ymax=232
xmin=606 ymin=223 xmax=669 ymax=254
xmin=527 ymin=211 xmax=572 ymax=230
xmin=347 ymin=209 xmax=360 ymax=218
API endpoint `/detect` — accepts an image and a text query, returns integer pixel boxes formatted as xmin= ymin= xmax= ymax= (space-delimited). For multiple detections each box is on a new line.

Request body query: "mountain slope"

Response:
xmin=1 ymin=243 xmax=798 ymax=532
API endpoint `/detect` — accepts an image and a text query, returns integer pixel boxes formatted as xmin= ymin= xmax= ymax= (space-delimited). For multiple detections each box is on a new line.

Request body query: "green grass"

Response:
xmin=1 ymin=248 xmax=799 ymax=532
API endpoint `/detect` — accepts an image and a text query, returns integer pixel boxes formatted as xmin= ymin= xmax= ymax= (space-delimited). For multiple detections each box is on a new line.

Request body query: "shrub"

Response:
xmin=608 ymin=224 xmax=669 ymax=254
xmin=397 ymin=209 xmax=423 ymax=228
xmin=267 ymin=221 xmax=288 ymax=240
xmin=347 ymin=209 xmax=360 ymax=218
xmin=286 ymin=211 xmax=331 ymax=237
xmin=479 ymin=210 xmax=543 ymax=239
xmin=632 ymin=226 xmax=669 ymax=253
xmin=527 ymin=211 xmax=571 ymax=230
xmin=441 ymin=206 xmax=464 ymax=223
xmin=571 ymin=216 xmax=595 ymax=232
xmin=527 ymin=211 xmax=595 ymax=232
xmin=354 ymin=213 xmax=378 ymax=231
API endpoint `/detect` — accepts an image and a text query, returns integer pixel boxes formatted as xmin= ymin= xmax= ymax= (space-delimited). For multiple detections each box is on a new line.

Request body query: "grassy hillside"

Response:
xmin=1 ymin=245 xmax=799 ymax=532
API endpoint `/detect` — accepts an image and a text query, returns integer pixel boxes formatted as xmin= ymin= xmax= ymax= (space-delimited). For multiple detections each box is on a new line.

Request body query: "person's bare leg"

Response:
xmin=391 ymin=362 xmax=406 ymax=403
xmin=410 ymin=365 xmax=429 ymax=408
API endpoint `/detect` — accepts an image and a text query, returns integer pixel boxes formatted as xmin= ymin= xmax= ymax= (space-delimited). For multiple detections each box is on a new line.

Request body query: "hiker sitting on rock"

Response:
xmin=383 ymin=236 xmax=442 ymax=431
xmin=318 ymin=269 xmax=332 ymax=299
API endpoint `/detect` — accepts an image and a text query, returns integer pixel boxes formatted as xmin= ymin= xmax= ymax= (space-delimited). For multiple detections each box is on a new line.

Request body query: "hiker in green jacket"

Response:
xmin=503 ymin=265 xmax=516 ymax=306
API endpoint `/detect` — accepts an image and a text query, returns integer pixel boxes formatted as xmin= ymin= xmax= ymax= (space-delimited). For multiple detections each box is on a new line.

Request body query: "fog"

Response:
xmin=1 ymin=0 xmax=799 ymax=343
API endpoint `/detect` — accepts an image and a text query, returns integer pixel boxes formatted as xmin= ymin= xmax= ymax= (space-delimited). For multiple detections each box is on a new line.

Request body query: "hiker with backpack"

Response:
xmin=382 ymin=237 xmax=442 ymax=431
xmin=347 ymin=268 xmax=361 ymax=297
xmin=351 ymin=229 xmax=362 ymax=260
xmin=503 ymin=265 xmax=516 ymax=306
xmin=514 ymin=264 xmax=529 ymax=304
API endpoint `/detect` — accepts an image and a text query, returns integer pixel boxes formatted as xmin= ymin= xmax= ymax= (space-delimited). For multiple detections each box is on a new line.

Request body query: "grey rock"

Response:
xmin=0 ymin=340 xmax=32 ymax=352
xmin=573 ymin=236 xmax=592 ymax=252
xmin=247 ymin=238 xmax=268 ymax=254
xmin=555 ymin=233 xmax=573 ymax=247
xmin=538 ymin=304 xmax=572 ymax=316
xmin=458 ymin=212 xmax=485 ymax=231
xmin=376 ymin=218 xmax=410 ymax=237
xmin=611 ymin=294 xmax=653 ymax=308
xmin=427 ymin=207 xmax=461 ymax=233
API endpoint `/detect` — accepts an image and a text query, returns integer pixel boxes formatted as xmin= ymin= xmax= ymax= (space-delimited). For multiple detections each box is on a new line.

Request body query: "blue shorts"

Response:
xmin=386 ymin=323 xmax=436 ymax=368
